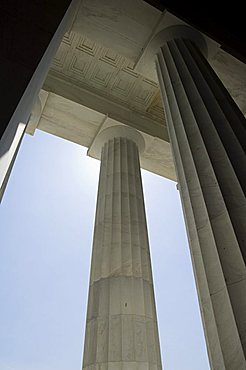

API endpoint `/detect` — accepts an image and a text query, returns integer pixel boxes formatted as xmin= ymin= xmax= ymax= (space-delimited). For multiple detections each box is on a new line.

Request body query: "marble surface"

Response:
xmin=72 ymin=0 xmax=161 ymax=62
xmin=82 ymin=129 xmax=162 ymax=369
xmin=34 ymin=4 xmax=246 ymax=186
xmin=35 ymin=90 xmax=176 ymax=180
xmin=156 ymin=29 xmax=246 ymax=369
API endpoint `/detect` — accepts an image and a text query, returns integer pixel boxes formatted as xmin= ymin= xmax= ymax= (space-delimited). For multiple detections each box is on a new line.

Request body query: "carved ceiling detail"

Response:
xmin=49 ymin=31 xmax=165 ymax=125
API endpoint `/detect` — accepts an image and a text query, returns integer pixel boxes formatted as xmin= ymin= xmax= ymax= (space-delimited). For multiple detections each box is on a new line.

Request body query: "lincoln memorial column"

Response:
xmin=0 ymin=0 xmax=79 ymax=202
xmin=155 ymin=25 xmax=246 ymax=370
xmin=82 ymin=126 xmax=162 ymax=370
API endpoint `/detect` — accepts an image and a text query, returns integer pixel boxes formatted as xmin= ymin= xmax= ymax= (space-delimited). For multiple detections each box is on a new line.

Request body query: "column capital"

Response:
xmin=149 ymin=25 xmax=207 ymax=61
xmin=135 ymin=24 xmax=210 ymax=82
xmin=92 ymin=125 xmax=145 ymax=158
xmin=154 ymin=25 xmax=207 ymax=57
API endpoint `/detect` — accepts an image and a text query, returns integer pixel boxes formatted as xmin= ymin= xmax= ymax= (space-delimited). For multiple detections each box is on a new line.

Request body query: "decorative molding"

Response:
xmin=76 ymin=36 xmax=98 ymax=56
xmin=49 ymin=31 xmax=165 ymax=123
xmin=43 ymin=73 xmax=168 ymax=141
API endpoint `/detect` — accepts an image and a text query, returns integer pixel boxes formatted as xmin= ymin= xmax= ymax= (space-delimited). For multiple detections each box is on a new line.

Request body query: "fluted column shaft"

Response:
xmin=82 ymin=133 xmax=162 ymax=369
xmin=156 ymin=29 xmax=246 ymax=370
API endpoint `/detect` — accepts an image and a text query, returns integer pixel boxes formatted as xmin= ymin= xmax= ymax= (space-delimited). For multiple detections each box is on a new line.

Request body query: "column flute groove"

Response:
xmin=82 ymin=126 xmax=162 ymax=370
xmin=155 ymin=25 xmax=246 ymax=369
xmin=157 ymin=57 xmax=225 ymax=367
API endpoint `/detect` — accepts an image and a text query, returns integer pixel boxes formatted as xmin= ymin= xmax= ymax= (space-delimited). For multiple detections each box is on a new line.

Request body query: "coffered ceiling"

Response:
xmin=31 ymin=0 xmax=246 ymax=180
xmin=48 ymin=30 xmax=165 ymax=126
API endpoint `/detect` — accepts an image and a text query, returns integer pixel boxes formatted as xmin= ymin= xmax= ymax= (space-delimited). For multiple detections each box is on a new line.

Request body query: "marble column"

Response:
xmin=155 ymin=25 xmax=246 ymax=369
xmin=82 ymin=126 xmax=162 ymax=370
xmin=0 ymin=0 xmax=79 ymax=202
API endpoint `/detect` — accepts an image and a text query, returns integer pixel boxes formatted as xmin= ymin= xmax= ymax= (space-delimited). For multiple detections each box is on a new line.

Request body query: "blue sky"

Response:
xmin=0 ymin=130 xmax=210 ymax=370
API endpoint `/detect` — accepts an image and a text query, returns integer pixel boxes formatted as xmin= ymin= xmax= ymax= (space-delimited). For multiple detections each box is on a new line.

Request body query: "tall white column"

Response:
xmin=155 ymin=25 xmax=246 ymax=370
xmin=0 ymin=0 xmax=79 ymax=202
xmin=82 ymin=126 xmax=162 ymax=370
